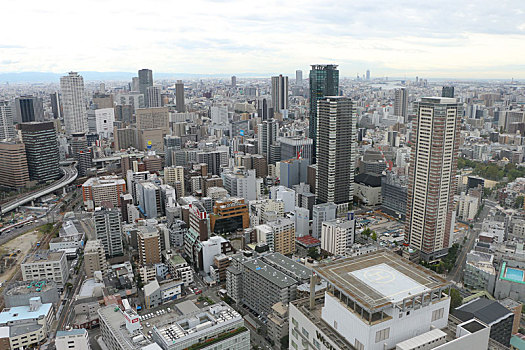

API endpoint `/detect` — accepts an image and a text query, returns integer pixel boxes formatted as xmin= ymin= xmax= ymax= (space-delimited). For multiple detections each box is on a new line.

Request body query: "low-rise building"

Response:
xmin=55 ymin=329 xmax=91 ymax=350
xmin=21 ymin=251 xmax=69 ymax=289
xmin=0 ymin=297 xmax=54 ymax=350
xmin=267 ymin=302 xmax=289 ymax=347
xmin=463 ymin=250 xmax=496 ymax=292
xmin=151 ymin=302 xmax=249 ymax=350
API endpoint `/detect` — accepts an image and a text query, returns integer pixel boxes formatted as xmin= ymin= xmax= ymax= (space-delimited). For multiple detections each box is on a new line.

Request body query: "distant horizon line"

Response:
xmin=0 ymin=70 xmax=522 ymax=83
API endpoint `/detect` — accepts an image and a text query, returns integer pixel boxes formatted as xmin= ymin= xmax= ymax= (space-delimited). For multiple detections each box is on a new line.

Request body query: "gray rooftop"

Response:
xmin=244 ymin=259 xmax=297 ymax=288
xmin=262 ymin=252 xmax=312 ymax=281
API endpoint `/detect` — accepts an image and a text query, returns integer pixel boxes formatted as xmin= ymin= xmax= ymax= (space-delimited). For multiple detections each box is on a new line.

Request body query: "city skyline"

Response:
xmin=0 ymin=0 xmax=524 ymax=79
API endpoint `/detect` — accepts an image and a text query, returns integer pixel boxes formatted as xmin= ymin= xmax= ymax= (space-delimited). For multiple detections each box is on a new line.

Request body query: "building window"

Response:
xmin=292 ymin=317 xmax=298 ymax=327
xmin=334 ymin=320 xmax=338 ymax=329
xmin=313 ymin=339 xmax=321 ymax=349
xmin=432 ymin=308 xmax=444 ymax=321
xmin=302 ymin=327 xmax=309 ymax=338
xmin=355 ymin=339 xmax=364 ymax=350
xmin=375 ymin=327 xmax=390 ymax=343
xmin=291 ymin=340 xmax=298 ymax=349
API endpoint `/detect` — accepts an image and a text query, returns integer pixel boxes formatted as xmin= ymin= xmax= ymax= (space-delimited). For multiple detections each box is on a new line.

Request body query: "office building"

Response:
xmin=309 ymin=64 xmax=339 ymax=161
xmin=312 ymin=202 xmax=337 ymax=239
xmin=21 ymin=251 xmax=69 ymax=288
xmin=19 ymin=122 xmax=61 ymax=182
xmin=279 ymin=158 xmax=309 ymax=188
xmin=94 ymin=207 xmax=124 ymax=257
xmin=0 ymin=141 xmax=29 ymax=188
xmin=258 ymin=119 xmax=278 ymax=161
xmin=0 ymin=101 xmax=15 ymax=140
xmin=366 ymin=69 xmax=370 ymax=80
xmin=405 ymin=97 xmax=461 ymax=261
xmin=84 ymin=239 xmax=108 ymax=278
xmin=138 ymin=226 xmax=161 ymax=266
xmin=115 ymin=92 xmax=145 ymax=112
xmin=94 ymin=108 xmax=115 ymax=138
xmin=114 ymin=104 xmax=133 ymax=124
xmin=136 ymin=107 xmax=169 ymax=131
xmin=321 ymin=216 xmax=355 ymax=256
xmin=454 ymin=298 xmax=514 ymax=347
xmin=210 ymin=198 xmax=250 ymax=234
xmin=271 ymin=74 xmax=289 ymax=112
xmin=296 ymin=70 xmax=303 ymax=84
xmin=381 ymin=173 xmax=408 ymax=219
xmin=115 ymin=128 xmax=138 ymax=150
xmin=442 ymin=86 xmax=455 ymax=98
xmin=316 ymin=97 xmax=355 ymax=205
xmin=14 ymin=96 xmax=44 ymax=123
xmin=50 ymin=92 xmax=61 ymax=119
xmin=394 ymin=88 xmax=409 ymax=122
xmin=146 ymin=86 xmax=162 ymax=108
xmin=82 ymin=176 xmax=127 ymax=208
xmin=0 ymin=297 xmax=54 ymax=350
xmin=138 ymin=69 xmax=153 ymax=99
xmin=231 ymin=75 xmax=237 ymax=87
xmin=175 ymin=80 xmax=185 ymax=112
xmin=55 ymin=329 xmax=91 ymax=350
xmin=221 ymin=169 xmax=257 ymax=201
xmin=257 ymin=97 xmax=273 ymax=121
xmin=289 ymin=250 xmax=451 ymax=350
xmin=60 ymin=72 xmax=88 ymax=135
xmin=280 ymin=136 xmax=313 ymax=161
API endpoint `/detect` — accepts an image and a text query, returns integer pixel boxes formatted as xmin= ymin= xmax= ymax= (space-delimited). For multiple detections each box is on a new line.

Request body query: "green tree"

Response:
xmin=448 ymin=288 xmax=463 ymax=311
xmin=371 ymin=232 xmax=378 ymax=241
xmin=307 ymin=247 xmax=320 ymax=260
xmin=280 ymin=335 xmax=289 ymax=350
xmin=515 ymin=196 xmax=524 ymax=209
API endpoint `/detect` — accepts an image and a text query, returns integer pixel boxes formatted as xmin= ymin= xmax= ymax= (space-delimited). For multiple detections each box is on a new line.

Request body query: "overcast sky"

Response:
xmin=1 ymin=0 xmax=524 ymax=78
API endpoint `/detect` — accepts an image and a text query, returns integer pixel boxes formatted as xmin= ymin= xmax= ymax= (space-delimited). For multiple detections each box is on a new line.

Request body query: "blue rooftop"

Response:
xmin=0 ymin=303 xmax=52 ymax=324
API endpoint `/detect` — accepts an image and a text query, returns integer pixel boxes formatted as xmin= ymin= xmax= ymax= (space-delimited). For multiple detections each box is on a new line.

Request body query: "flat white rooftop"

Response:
xmin=351 ymin=263 xmax=430 ymax=304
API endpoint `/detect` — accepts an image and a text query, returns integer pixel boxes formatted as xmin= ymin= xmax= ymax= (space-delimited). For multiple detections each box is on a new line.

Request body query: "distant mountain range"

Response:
xmin=0 ymin=71 xmax=277 ymax=83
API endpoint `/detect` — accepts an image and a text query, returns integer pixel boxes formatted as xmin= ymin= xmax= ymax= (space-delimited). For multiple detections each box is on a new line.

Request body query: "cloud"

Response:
xmin=0 ymin=0 xmax=523 ymax=78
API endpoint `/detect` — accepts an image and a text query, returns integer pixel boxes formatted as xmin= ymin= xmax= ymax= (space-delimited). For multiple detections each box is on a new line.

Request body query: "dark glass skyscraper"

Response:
xmin=14 ymin=96 xmax=44 ymax=123
xmin=309 ymin=64 xmax=339 ymax=161
xmin=19 ymin=122 xmax=60 ymax=182
xmin=138 ymin=69 xmax=153 ymax=98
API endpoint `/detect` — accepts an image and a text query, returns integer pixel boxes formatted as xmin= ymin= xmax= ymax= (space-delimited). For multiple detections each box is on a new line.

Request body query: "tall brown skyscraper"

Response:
xmin=405 ymin=97 xmax=461 ymax=262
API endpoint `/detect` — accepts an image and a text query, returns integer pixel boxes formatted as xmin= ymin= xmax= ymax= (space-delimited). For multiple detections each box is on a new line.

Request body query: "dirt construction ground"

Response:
xmin=0 ymin=230 xmax=40 ymax=284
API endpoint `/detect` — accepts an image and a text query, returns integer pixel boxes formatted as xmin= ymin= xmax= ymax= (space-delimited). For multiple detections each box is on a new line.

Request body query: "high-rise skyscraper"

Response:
xmin=175 ymin=80 xmax=185 ymax=113
xmin=366 ymin=69 xmax=370 ymax=80
xmin=231 ymin=76 xmax=237 ymax=87
xmin=19 ymin=121 xmax=61 ymax=182
xmin=146 ymin=86 xmax=162 ymax=108
xmin=271 ymin=74 xmax=289 ymax=112
xmin=0 ymin=101 xmax=15 ymax=140
xmin=257 ymin=98 xmax=273 ymax=121
xmin=14 ymin=96 xmax=44 ymax=123
xmin=138 ymin=69 xmax=153 ymax=98
xmin=309 ymin=64 xmax=339 ymax=161
xmin=0 ymin=141 xmax=29 ymax=188
xmin=60 ymin=72 xmax=88 ymax=135
xmin=258 ymin=120 xmax=278 ymax=162
xmin=442 ymin=86 xmax=455 ymax=98
xmin=316 ymin=97 xmax=355 ymax=205
xmin=50 ymin=92 xmax=61 ymax=119
xmin=295 ymin=70 xmax=303 ymax=85
xmin=394 ymin=88 xmax=409 ymax=122
xmin=405 ymin=97 xmax=461 ymax=261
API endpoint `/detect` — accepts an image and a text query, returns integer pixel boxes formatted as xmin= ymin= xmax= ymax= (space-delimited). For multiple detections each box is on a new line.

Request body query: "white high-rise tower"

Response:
xmin=60 ymin=72 xmax=87 ymax=135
